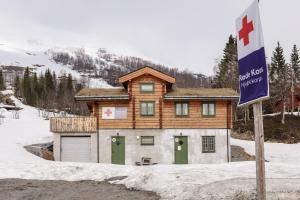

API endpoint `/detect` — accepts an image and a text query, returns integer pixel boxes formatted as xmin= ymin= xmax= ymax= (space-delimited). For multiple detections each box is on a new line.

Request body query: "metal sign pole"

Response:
xmin=253 ymin=101 xmax=266 ymax=200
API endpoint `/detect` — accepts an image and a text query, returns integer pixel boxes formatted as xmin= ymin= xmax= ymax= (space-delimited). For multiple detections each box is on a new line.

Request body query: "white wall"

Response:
xmin=98 ymin=129 xmax=230 ymax=165
xmin=53 ymin=133 xmax=97 ymax=162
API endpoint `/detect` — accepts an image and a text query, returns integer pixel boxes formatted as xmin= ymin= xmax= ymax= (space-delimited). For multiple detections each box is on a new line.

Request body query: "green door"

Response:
xmin=174 ymin=136 xmax=188 ymax=164
xmin=111 ymin=136 xmax=125 ymax=165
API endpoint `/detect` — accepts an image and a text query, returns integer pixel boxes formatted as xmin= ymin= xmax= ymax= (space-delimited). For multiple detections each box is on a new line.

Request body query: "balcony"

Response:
xmin=50 ymin=117 xmax=97 ymax=133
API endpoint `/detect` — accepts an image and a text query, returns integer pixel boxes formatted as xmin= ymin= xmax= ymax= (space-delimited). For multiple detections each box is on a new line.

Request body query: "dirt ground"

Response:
xmin=231 ymin=145 xmax=255 ymax=162
xmin=0 ymin=179 xmax=160 ymax=200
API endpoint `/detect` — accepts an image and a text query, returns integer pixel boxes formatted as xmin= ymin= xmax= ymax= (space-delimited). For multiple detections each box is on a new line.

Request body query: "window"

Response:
xmin=140 ymin=101 xmax=155 ymax=116
xmin=140 ymin=83 xmax=154 ymax=93
xmin=202 ymin=102 xmax=216 ymax=117
xmin=202 ymin=136 xmax=215 ymax=153
xmin=175 ymin=102 xmax=189 ymax=116
xmin=141 ymin=136 xmax=154 ymax=145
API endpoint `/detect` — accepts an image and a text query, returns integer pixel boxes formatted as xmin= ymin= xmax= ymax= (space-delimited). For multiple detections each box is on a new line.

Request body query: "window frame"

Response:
xmin=139 ymin=83 xmax=155 ymax=93
xmin=140 ymin=136 xmax=155 ymax=145
xmin=175 ymin=102 xmax=189 ymax=117
xmin=202 ymin=136 xmax=216 ymax=153
xmin=140 ymin=101 xmax=155 ymax=117
xmin=201 ymin=102 xmax=216 ymax=117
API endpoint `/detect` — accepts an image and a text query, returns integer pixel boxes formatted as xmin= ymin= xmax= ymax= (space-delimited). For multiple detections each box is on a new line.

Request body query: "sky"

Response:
xmin=0 ymin=0 xmax=299 ymax=75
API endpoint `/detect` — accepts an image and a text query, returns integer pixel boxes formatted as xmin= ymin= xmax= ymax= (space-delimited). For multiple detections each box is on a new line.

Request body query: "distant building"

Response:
xmin=0 ymin=66 xmax=25 ymax=87
xmin=273 ymin=84 xmax=300 ymax=113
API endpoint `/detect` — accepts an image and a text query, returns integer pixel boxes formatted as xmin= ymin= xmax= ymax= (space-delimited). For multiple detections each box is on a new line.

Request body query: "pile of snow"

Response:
xmin=0 ymin=90 xmax=14 ymax=96
xmin=0 ymin=97 xmax=300 ymax=199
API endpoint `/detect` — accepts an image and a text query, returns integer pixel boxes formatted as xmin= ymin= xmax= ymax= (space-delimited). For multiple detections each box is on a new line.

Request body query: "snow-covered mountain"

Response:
xmin=0 ymin=43 xmax=114 ymax=88
xmin=0 ymin=41 xmax=213 ymax=89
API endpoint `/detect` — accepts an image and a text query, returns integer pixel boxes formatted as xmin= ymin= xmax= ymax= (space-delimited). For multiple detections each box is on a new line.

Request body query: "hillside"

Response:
xmin=0 ymin=42 xmax=213 ymax=89
xmin=232 ymin=114 xmax=300 ymax=143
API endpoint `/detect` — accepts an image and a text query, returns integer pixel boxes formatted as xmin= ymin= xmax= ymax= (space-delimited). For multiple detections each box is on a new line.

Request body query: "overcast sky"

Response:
xmin=0 ymin=0 xmax=299 ymax=75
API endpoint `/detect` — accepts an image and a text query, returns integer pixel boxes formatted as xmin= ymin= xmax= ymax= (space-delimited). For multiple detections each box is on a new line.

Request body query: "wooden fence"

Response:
xmin=50 ymin=117 xmax=97 ymax=133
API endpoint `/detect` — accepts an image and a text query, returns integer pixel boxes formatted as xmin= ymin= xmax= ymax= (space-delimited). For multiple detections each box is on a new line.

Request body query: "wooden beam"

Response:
xmin=159 ymin=98 xmax=163 ymax=129
xmin=253 ymin=102 xmax=266 ymax=200
xmin=132 ymin=96 xmax=136 ymax=129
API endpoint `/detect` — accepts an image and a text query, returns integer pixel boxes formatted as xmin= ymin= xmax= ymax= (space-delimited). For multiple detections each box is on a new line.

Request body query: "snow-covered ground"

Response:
xmin=232 ymin=138 xmax=300 ymax=164
xmin=0 ymin=97 xmax=300 ymax=199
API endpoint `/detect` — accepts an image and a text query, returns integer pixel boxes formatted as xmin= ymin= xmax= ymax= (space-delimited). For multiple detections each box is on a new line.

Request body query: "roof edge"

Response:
xmin=75 ymin=95 xmax=130 ymax=101
xmin=164 ymin=96 xmax=240 ymax=100
xmin=119 ymin=66 xmax=175 ymax=84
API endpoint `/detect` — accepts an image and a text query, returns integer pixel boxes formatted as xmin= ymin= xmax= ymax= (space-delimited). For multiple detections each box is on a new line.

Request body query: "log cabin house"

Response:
xmin=50 ymin=67 xmax=239 ymax=164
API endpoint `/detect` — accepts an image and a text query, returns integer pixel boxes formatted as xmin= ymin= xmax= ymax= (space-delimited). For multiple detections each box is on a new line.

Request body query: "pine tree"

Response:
xmin=214 ymin=35 xmax=239 ymax=91
xmin=270 ymin=42 xmax=290 ymax=124
xmin=44 ymin=69 xmax=55 ymax=109
xmin=0 ymin=70 xmax=6 ymax=90
xmin=31 ymin=73 xmax=39 ymax=106
xmin=290 ymin=45 xmax=300 ymax=115
xmin=22 ymin=67 xmax=32 ymax=105
xmin=14 ymin=75 xmax=21 ymax=97
xmin=290 ymin=45 xmax=300 ymax=82
xmin=67 ymin=74 xmax=73 ymax=93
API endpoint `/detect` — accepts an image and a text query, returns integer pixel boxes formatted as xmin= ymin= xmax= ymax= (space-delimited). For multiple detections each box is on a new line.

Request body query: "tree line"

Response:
xmin=14 ymin=67 xmax=88 ymax=115
xmin=214 ymin=35 xmax=300 ymax=124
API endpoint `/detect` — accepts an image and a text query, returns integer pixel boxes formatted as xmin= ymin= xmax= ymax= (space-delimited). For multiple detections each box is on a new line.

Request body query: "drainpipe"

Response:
xmin=94 ymin=102 xmax=100 ymax=163
xmin=226 ymin=100 xmax=230 ymax=162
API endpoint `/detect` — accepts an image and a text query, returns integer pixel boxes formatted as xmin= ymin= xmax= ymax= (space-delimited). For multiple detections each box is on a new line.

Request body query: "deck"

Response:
xmin=50 ymin=117 xmax=97 ymax=133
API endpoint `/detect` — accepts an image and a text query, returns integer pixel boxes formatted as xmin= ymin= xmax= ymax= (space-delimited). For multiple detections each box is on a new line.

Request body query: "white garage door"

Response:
xmin=61 ymin=136 xmax=91 ymax=162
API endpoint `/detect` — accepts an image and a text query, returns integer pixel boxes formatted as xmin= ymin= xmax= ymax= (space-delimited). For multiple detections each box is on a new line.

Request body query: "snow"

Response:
xmin=0 ymin=44 xmax=112 ymax=89
xmin=0 ymin=90 xmax=14 ymax=95
xmin=0 ymin=97 xmax=300 ymax=199
xmin=232 ymin=138 xmax=300 ymax=164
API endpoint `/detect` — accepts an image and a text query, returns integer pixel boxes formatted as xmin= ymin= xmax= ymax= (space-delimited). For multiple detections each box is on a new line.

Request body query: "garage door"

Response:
xmin=61 ymin=136 xmax=91 ymax=162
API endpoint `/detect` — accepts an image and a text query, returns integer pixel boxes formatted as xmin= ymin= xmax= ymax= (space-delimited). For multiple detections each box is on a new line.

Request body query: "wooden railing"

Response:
xmin=50 ymin=117 xmax=97 ymax=133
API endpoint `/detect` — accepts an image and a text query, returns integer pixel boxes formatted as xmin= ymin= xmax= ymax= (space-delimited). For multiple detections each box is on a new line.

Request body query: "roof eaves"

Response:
xmin=164 ymin=95 xmax=240 ymax=100
xmin=75 ymin=95 xmax=130 ymax=101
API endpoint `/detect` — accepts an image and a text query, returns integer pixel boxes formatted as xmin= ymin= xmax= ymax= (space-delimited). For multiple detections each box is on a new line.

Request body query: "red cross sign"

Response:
xmin=239 ymin=16 xmax=254 ymax=46
xmin=105 ymin=109 xmax=112 ymax=117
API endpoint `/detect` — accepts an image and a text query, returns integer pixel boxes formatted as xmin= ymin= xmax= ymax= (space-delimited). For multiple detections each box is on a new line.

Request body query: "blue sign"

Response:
xmin=236 ymin=0 xmax=269 ymax=106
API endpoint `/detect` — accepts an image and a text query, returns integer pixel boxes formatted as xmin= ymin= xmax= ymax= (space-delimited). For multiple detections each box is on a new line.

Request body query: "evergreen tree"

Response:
xmin=290 ymin=45 xmax=300 ymax=115
xmin=290 ymin=45 xmax=300 ymax=82
xmin=214 ymin=35 xmax=239 ymax=91
xmin=22 ymin=67 xmax=32 ymax=105
xmin=45 ymin=69 xmax=55 ymax=92
xmin=52 ymin=71 xmax=57 ymax=89
xmin=270 ymin=42 xmax=290 ymax=124
xmin=31 ymin=73 xmax=39 ymax=106
xmin=67 ymin=74 xmax=73 ymax=93
xmin=0 ymin=70 xmax=6 ymax=90
xmin=14 ymin=75 xmax=21 ymax=97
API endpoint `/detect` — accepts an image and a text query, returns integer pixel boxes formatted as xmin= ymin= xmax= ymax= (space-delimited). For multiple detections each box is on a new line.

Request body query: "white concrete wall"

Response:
xmin=53 ymin=133 xmax=98 ymax=162
xmin=98 ymin=129 xmax=231 ymax=165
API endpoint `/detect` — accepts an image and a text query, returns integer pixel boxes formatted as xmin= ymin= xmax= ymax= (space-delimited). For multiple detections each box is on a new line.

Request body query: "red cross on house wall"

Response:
xmin=105 ymin=109 xmax=112 ymax=117
xmin=239 ymin=16 xmax=254 ymax=46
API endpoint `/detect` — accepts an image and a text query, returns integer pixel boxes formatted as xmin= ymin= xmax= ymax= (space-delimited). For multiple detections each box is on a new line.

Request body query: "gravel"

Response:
xmin=0 ymin=179 xmax=160 ymax=200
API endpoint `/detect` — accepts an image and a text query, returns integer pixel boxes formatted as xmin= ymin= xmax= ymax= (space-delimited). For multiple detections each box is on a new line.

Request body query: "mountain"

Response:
xmin=0 ymin=42 xmax=213 ymax=88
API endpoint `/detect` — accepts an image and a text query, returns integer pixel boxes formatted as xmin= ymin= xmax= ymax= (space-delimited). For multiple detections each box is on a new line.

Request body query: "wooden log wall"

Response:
xmin=92 ymin=74 xmax=233 ymax=129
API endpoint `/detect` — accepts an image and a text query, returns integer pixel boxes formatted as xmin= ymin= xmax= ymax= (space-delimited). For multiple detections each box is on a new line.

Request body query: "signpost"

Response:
xmin=236 ymin=1 xmax=269 ymax=199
